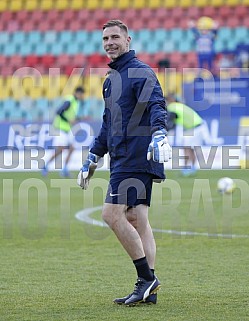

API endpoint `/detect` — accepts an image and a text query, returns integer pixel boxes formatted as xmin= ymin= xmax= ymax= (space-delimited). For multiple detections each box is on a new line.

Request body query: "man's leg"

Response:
xmin=102 ymin=203 xmax=160 ymax=305
xmin=126 ymin=205 xmax=156 ymax=269
xmin=102 ymin=203 xmax=145 ymax=260
xmin=61 ymin=145 xmax=74 ymax=177
xmin=41 ymin=146 xmax=64 ymax=176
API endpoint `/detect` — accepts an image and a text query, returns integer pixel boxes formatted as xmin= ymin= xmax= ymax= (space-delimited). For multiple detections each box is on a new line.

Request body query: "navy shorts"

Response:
xmin=105 ymin=172 xmax=155 ymax=207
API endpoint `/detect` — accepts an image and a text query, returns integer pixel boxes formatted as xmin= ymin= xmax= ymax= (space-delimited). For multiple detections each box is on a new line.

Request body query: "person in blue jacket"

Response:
xmin=77 ymin=20 xmax=171 ymax=306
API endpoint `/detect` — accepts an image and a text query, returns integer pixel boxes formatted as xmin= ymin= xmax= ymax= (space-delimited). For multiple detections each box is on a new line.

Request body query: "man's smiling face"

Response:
xmin=102 ymin=26 xmax=131 ymax=61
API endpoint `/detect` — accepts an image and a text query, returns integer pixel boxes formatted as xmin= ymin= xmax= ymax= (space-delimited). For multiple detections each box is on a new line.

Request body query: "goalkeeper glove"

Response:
xmin=147 ymin=129 xmax=172 ymax=163
xmin=77 ymin=152 xmax=100 ymax=190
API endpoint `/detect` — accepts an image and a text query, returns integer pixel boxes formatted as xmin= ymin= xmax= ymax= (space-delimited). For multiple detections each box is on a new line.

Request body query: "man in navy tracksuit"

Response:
xmin=77 ymin=20 xmax=171 ymax=306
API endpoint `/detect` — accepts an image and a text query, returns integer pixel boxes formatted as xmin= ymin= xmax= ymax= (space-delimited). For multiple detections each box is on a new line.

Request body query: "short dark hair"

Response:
xmin=102 ymin=20 xmax=128 ymax=34
xmin=74 ymin=86 xmax=84 ymax=93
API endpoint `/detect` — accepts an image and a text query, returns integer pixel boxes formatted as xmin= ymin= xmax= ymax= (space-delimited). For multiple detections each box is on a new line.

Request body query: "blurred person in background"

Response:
xmin=189 ymin=16 xmax=219 ymax=75
xmin=166 ymin=93 xmax=211 ymax=176
xmin=42 ymin=86 xmax=84 ymax=177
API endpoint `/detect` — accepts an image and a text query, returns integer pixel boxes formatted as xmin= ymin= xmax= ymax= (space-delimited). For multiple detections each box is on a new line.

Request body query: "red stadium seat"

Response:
xmin=10 ymin=55 xmax=25 ymax=68
xmin=1 ymin=10 xmax=14 ymax=23
xmin=22 ymin=21 xmax=35 ymax=32
xmin=41 ymin=55 xmax=55 ymax=68
xmin=46 ymin=9 xmax=60 ymax=23
xmin=147 ymin=19 xmax=161 ymax=30
xmin=186 ymin=6 xmax=201 ymax=19
xmin=202 ymin=6 xmax=216 ymax=18
xmin=171 ymin=7 xmax=185 ymax=20
xmin=154 ymin=7 xmax=170 ymax=21
xmin=130 ymin=19 xmax=144 ymax=30
xmin=69 ymin=20 xmax=82 ymax=31
xmin=56 ymin=54 xmax=70 ymax=67
xmin=234 ymin=5 xmax=249 ymax=18
xmin=73 ymin=54 xmax=88 ymax=67
xmin=88 ymin=53 xmax=103 ymax=67
xmin=62 ymin=8 xmax=75 ymax=22
xmin=0 ymin=55 xmax=8 ymax=66
xmin=226 ymin=16 xmax=240 ymax=28
xmin=77 ymin=9 xmax=91 ymax=23
xmin=218 ymin=6 xmax=232 ymax=19
xmin=25 ymin=55 xmax=40 ymax=68
xmin=16 ymin=10 xmax=29 ymax=23
xmin=161 ymin=17 xmax=175 ymax=29
xmin=140 ymin=8 xmax=153 ymax=21
xmin=53 ymin=20 xmax=67 ymax=31
xmin=37 ymin=20 xmax=52 ymax=31
xmin=32 ymin=9 xmax=44 ymax=23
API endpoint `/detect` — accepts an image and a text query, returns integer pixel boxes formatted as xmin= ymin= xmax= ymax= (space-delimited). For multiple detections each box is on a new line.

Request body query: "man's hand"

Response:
xmin=77 ymin=152 xmax=100 ymax=189
xmin=147 ymin=129 xmax=172 ymax=163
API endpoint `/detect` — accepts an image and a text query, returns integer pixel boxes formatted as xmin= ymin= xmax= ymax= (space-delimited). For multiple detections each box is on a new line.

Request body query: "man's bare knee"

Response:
xmin=102 ymin=203 xmax=126 ymax=227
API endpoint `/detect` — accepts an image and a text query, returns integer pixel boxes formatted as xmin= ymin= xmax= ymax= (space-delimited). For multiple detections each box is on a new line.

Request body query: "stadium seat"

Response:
xmin=0 ymin=31 xmax=10 ymax=46
xmin=178 ymin=0 xmax=193 ymax=7
xmin=53 ymin=20 xmax=67 ymax=32
xmin=11 ymin=31 xmax=27 ymax=46
xmin=71 ymin=0 xmax=85 ymax=9
xmin=28 ymin=31 xmax=42 ymax=47
xmin=35 ymin=43 xmax=48 ymax=56
xmin=16 ymin=10 xmax=29 ymax=22
xmin=32 ymin=10 xmax=44 ymax=23
xmin=25 ymin=55 xmax=39 ymax=68
xmin=0 ymin=1 xmax=7 ymax=12
xmin=226 ymin=0 xmax=242 ymax=5
xmin=9 ymin=0 xmax=23 ymax=12
xmin=25 ymin=0 xmax=38 ymax=11
xmin=218 ymin=27 xmax=233 ymax=42
xmin=40 ymin=0 xmax=54 ymax=11
xmin=60 ymin=31 xmax=73 ymax=45
xmin=234 ymin=5 xmax=248 ymax=18
xmin=2 ymin=42 xmax=17 ymax=56
xmin=210 ymin=0 xmax=224 ymax=6
xmin=133 ymin=0 xmax=146 ymax=9
xmin=217 ymin=6 xmax=232 ymax=19
xmin=19 ymin=42 xmax=33 ymax=56
xmin=102 ymin=0 xmax=116 ymax=9
xmin=86 ymin=0 xmax=98 ymax=10
xmin=234 ymin=27 xmax=248 ymax=43
xmin=202 ymin=5 xmax=216 ymax=17
xmin=194 ymin=0 xmax=209 ymax=7
xmin=147 ymin=0 xmax=161 ymax=9
xmin=163 ymin=0 xmax=177 ymax=8
xmin=55 ymin=0 xmax=69 ymax=10
xmin=226 ymin=16 xmax=240 ymax=28
xmin=43 ymin=31 xmax=58 ymax=45
xmin=69 ymin=20 xmax=82 ymax=31
xmin=50 ymin=42 xmax=65 ymax=56
xmin=186 ymin=6 xmax=201 ymax=19
xmin=118 ymin=0 xmax=130 ymax=9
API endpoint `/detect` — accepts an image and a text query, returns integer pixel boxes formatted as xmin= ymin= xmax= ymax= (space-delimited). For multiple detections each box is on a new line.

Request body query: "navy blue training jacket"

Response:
xmin=90 ymin=50 xmax=167 ymax=179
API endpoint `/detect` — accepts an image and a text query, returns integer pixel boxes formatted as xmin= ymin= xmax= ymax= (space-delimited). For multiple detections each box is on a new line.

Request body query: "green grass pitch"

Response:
xmin=0 ymin=170 xmax=249 ymax=321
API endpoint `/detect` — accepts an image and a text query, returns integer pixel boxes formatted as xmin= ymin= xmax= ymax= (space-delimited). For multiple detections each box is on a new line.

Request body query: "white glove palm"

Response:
xmin=147 ymin=129 xmax=172 ymax=163
xmin=77 ymin=153 xmax=100 ymax=190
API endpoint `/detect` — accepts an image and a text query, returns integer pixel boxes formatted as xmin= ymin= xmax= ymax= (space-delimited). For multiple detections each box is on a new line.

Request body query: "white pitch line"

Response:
xmin=75 ymin=207 xmax=249 ymax=239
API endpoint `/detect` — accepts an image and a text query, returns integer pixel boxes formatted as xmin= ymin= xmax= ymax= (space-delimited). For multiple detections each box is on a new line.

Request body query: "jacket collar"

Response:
xmin=108 ymin=50 xmax=136 ymax=71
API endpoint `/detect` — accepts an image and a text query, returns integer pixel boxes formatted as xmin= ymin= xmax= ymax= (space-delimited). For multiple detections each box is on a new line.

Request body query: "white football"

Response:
xmin=217 ymin=177 xmax=235 ymax=194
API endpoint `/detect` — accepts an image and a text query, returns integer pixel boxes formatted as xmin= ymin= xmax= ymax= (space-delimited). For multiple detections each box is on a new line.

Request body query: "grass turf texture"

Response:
xmin=0 ymin=170 xmax=249 ymax=321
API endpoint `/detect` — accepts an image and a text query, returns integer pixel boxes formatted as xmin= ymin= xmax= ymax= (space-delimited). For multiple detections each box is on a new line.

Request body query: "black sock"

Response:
xmin=133 ymin=257 xmax=154 ymax=281
xmin=151 ymin=269 xmax=155 ymax=275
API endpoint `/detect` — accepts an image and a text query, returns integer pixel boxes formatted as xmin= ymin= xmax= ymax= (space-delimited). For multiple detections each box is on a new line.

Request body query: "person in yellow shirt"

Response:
xmin=166 ymin=93 xmax=210 ymax=176
xmin=42 ymin=86 xmax=84 ymax=177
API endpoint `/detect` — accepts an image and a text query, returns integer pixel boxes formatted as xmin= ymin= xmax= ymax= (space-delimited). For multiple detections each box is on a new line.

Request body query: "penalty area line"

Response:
xmin=75 ymin=207 xmax=249 ymax=239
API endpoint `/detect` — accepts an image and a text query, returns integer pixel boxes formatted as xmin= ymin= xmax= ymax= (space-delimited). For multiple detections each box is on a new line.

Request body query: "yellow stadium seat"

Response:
xmin=194 ymin=0 xmax=209 ymax=7
xmin=0 ymin=0 xmax=8 ymax=12
xmin=118 ymin=0 xmax=130 ymax=9
xmin=242 ymin=0 xmax=249 ymax=4
xmin=0 ymin=78 xmax=11 ymax=99
xmin=55 ymin=0 xmax=69 ymax=10
xmin=210 ymin=0 xmax=223 ymax=6
xmin=102 ymin=0 xmax=116 ymax=9
xmin=147 ymin=0 xmax=162 ymax=9
xmin=71 ymin=0 xmax=85 ymax=9
xmin=40 ymin=0 xmax=54 ymax=11
xmin=9 ymin=0 xmax=23 ymax=12
xmin=162 ymin=0 xmax=177 ymax=8
xmin=226 ymin=0 xmax=241 ymax=5
xmin=178 ymin=0 xmax=193 ymax=7
xmin=25 ymin=0 xmax=39 ymax=11
xmin=132 ymin=0 xmax=146 ymax=9
xmin=87 ymin=0 xmax=99 ymax=10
